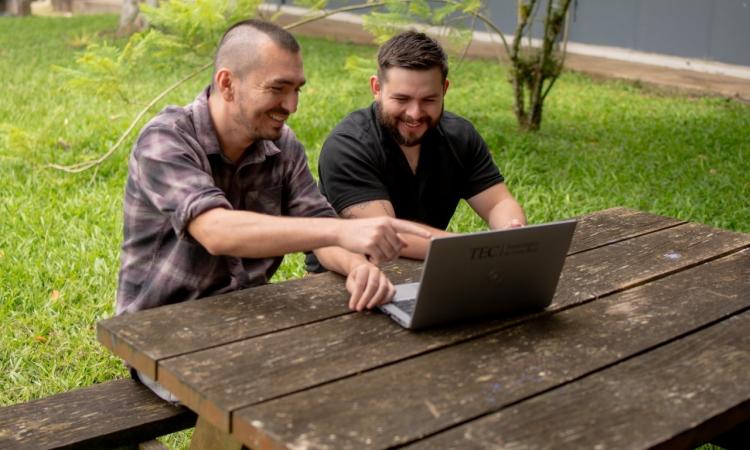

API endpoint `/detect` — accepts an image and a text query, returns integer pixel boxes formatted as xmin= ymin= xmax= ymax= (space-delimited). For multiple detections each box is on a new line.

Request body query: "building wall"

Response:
xmin=562 ymin=0 xmax=749 ymax=66
xmin=72 ymin=0 xmax=121 ymax=14
xmin=285 ymin=0 xmax=750 ymax=67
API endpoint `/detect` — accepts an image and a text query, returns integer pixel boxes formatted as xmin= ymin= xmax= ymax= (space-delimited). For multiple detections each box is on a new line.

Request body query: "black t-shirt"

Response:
xmin=306 ymin=103 xmax=504 ymax=272
xmin=319 ymin=103 xmax=503 ymax=229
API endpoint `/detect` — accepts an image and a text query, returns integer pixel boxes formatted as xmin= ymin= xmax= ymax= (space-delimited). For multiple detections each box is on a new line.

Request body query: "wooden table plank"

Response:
xmin=154 ymin=222 xmax=750 ymax=432
xmin=98 ymin=208 xmax=677 ymax=379
xmin=409 ymin=304 xmax=750 ymax=449
xmin=231 ymin=248 xmax=750 ymax=449
xmin=552 ymin=221 xmax=750 ymax=305
xmin=567 ymin=207 xmax=684 ymax=254
xmin=97 ymin=259 xmax=422 ymax=379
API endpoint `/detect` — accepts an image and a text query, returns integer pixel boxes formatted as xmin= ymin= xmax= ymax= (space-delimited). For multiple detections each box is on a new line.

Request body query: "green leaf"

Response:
xmin=461 ymin=0 xmax=484 ymax=15
xmin=408 ymin=0 xmax=432 ymax=19
xmin=363 ymin=10 xmax=415 ymax=44
xmin=433 ymin=4 xmax=460 ymax=24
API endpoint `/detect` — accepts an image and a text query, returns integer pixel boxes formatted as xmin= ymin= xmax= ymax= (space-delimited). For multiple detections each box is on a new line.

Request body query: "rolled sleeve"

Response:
xmin=173 ymin=189 xmax=232 ymax=239
xmin=135 ymin=126 xmax=233 ymax=239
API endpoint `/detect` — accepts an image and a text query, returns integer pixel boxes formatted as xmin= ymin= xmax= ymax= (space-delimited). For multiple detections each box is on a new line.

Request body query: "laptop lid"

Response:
xmin=387 ymin=219 xmax=576 ymax=330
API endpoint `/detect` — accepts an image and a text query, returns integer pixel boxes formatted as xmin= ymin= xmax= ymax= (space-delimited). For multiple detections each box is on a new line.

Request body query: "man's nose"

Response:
xmin=405 ymin=101 xmax=423 ymax=120
xmin=283 ymin=91 xmax=298 ymax=114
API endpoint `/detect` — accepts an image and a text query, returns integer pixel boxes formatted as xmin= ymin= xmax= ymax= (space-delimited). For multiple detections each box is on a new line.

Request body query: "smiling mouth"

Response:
xmin=269 ymin=113 xmax=288 ymax=123
xmin=401 ymin=121 xmax=424 ymax=130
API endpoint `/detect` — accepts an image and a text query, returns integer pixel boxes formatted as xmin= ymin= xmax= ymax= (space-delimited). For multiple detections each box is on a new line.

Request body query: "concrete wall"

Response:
xmin=560 ymin=0 xmax=750 ymax=67
xmin=72 ymin=0 xmax=120 ymax=14
xmin=283 ymin=0 xmax=750 ymax=68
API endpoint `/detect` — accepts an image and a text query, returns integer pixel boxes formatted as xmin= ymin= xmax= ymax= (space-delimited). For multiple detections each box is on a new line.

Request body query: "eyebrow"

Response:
xmin=390 ymin=93 xmax=439 ymax=99
xmin=268 ymin=77 xmax=307 ymax=88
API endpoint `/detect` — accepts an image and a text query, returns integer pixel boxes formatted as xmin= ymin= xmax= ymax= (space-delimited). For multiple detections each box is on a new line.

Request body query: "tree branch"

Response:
xmin=48 ymin=0 xmax=523 ymax=172
xmin=46 ymin=62 xmax=211 ymax=173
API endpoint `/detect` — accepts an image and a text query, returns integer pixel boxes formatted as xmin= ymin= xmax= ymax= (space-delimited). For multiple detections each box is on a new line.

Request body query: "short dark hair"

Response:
xmin=218 ymin=19 xmax=300 ymax=55
xmin=211 ymin=19 xmax=300 ymax=91
xmin=377 ymin=31 xmax=448 ymax=82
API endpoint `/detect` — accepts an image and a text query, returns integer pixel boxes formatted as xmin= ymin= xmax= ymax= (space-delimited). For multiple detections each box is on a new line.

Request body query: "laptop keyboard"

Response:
xmin=392 ymin=282 xmax=420 ymax=317
xmin=394 ymin=298 xmax=417 ymax=316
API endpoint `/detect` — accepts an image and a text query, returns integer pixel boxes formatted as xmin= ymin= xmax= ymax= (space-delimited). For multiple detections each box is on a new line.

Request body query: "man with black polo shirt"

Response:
xmin=306 ymin=31 xmax=525 ymax=271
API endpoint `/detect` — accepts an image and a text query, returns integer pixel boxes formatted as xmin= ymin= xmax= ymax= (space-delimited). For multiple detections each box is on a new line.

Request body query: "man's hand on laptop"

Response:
xmin=506 ymin=218 xmax=525 ymax=229
xmin=346 ymin=261 xmax=396 ymax=311
xmin=337 ymin=217 xmax=431 ymax=265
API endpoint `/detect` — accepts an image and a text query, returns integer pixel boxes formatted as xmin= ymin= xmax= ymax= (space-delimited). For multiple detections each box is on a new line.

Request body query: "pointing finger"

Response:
xmin=391 ymin=219 xmax=432 ymax=239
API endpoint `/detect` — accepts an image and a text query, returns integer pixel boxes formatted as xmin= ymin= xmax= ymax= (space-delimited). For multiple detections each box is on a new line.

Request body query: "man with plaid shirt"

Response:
xmin=116 ymin=20 xmax=430 ymax=402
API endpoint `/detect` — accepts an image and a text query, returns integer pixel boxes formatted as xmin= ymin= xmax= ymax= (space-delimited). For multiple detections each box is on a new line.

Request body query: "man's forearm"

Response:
xmin=400 ymin=226 xmax=454 ymax=260
xmin=189 ymin=208 xmax=340 ymax=258
xmin=488 ymin=199 xmax=527 ymax=229
xmin=189 ymin=207 xmax=431 ymax=262
xmin=338 ymin=199 xmax=447 ymax=261
xmin=313 ymin=246 xmax=367 ymax=276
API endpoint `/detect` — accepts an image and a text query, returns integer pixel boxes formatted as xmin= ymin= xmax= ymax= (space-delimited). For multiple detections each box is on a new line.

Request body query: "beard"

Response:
xmin=375 ymin=100 xmax=442 ymax=147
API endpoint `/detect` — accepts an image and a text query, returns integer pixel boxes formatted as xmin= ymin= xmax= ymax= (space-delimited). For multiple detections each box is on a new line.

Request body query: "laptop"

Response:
xmin=379 ymin=219 xmax=577 ymax=329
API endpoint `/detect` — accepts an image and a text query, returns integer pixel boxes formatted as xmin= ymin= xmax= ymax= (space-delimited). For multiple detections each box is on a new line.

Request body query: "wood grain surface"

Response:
xmin=567 ymin=207 xmax=684 ymax=254
xmin=409 ymin=289 xmax=750 ymax=449
xmin=94 ymin=209 xmax=750 ymax=449
xmin=96 ymin=208 xmax=691 ymax=379
xmin=156 ymin=220 xmax=750 ymax=433
xmin=0 ymin=379 xmax=196 ymax=449
xmin=232 ymin=248 xmax=749 ymax=449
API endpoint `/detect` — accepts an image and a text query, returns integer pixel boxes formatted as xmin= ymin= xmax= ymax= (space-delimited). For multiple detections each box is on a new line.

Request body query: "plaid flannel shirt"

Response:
xmin=116 ymin=87 xmax=335 ymax=314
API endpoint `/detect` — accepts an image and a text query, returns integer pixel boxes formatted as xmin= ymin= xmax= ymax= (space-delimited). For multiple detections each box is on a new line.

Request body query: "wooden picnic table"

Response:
xmin=97 ymin=207 xmax=750 ymax=449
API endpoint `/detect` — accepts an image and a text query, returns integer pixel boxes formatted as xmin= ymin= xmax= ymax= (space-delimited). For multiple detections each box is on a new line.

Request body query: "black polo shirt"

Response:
xmin=305 ymin=103 xmax=504 ymax=272
xmin=318 ymin=103 xmax=503 ymax=229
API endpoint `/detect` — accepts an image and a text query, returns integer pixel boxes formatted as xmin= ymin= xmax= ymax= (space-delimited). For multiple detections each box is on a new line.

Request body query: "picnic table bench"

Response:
xmin=87 ymin=207 xmax=750 ymax=448
xmin=0 ymin=378 xmax=196 ymax=449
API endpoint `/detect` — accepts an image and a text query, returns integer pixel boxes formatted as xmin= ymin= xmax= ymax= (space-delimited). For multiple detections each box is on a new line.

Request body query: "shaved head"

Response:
xmin=212 ymin=19 xmax=300 ymax=92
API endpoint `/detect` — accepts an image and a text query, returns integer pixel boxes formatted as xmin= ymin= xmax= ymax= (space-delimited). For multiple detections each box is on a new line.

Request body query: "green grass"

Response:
xmin=1 ymin=14 xmax=748 ymax=449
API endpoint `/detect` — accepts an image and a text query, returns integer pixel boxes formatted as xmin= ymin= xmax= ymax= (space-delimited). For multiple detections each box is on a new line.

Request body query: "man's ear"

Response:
xmin=370 ymin=75 xmax=381 ymax=97
xmin=443 ymin=78 xmax=450 ymax=95
xmin=215 ymin=68 xmax=235 ymax=101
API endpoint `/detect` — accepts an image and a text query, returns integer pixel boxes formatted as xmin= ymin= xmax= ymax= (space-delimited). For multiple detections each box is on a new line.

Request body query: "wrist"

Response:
xmin=325 ymin=217 xmax=344 ymax=248
xmin=346 ymin=253 xmax=370 ymax=274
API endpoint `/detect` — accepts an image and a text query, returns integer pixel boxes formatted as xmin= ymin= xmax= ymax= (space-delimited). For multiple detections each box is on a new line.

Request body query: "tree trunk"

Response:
xmin=117 ymin=0 xmax=143 ymax=37
xmin=5 ymin=0 xmax=32 ymax=15
xmin=118 ymin=0 xmax=159 ymax=36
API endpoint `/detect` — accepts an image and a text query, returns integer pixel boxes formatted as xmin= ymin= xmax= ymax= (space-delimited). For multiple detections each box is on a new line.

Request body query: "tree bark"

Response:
xmin=5 ymin=0 xmax=32 ymax=15
xmin=510 ymin=0 xmax=572 ymax=131
xmin=118 ymin=0 xmax=143 ymax=37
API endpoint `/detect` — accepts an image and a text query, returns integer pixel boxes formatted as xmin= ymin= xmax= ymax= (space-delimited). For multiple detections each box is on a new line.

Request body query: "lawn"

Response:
xmin=1 ymin=13 xmax=748 ymax=448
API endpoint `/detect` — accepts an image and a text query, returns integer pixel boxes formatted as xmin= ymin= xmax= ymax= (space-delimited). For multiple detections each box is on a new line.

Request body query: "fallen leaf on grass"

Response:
xmin=50 ymin=290 xmax=61 ymax=301
xmin=34 ymin=335 xmax=47 ymax=343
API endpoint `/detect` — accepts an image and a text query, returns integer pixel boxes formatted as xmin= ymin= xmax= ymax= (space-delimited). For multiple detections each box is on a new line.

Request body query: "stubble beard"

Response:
xmin=375 ymin=100 xmax=442 ymax=147
xmin=235 ymin=92 xmax=288 ymax=143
